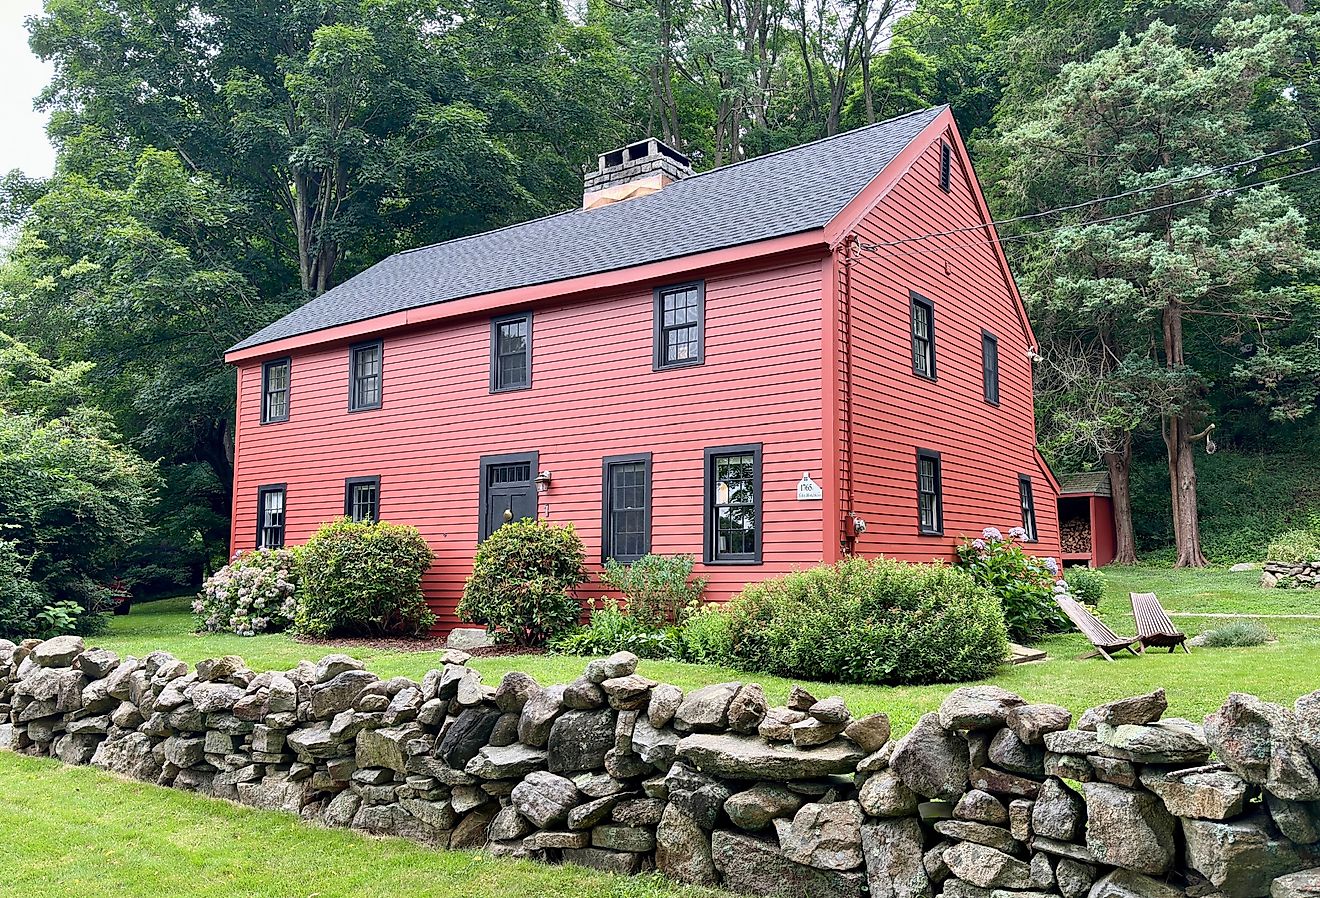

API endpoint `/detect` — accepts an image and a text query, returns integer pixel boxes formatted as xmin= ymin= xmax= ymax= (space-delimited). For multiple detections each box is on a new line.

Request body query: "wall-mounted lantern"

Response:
xmin=535 ymin=471 xmax=553 ymax=494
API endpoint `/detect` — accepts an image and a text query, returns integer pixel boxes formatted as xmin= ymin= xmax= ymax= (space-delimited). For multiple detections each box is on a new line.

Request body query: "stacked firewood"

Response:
xmin=1061 ymin=518 xmax=1091 ymax=554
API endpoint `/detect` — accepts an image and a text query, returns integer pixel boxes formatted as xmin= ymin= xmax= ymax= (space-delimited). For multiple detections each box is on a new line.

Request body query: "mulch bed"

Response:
xmin=292 ymin=634 xmax=544 ymax=658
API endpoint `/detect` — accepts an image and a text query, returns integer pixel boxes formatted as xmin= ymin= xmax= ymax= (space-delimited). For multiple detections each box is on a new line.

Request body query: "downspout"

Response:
xmin=840 ymin=235 xmax=858 ymax=556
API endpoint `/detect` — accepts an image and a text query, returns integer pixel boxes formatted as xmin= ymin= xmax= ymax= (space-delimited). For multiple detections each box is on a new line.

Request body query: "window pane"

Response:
xmin=351 ymin=483 xmax=377 ymax=522
xmin=711 ymin=451 xmax=756 ymax=560
xmin=352 ymin=345 xmax=381 ymax=408
xmin=495 ymin=319 xmax=529 ymax=388
xmin=264 ymin=362 xmax=289 ymax=421
xmin=607 ymin=461 xmax=647 ymax=560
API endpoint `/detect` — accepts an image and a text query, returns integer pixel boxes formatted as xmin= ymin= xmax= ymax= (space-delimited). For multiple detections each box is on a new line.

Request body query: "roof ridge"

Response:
xmin=675 ymin=104 xmax=946 ymax=186
xmin=396 ymin=106 xmax=946 ymax=260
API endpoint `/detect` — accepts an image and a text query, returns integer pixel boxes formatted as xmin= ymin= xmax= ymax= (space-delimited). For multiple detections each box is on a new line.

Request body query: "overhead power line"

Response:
xmin=857 ymin=138 xmax=1320 ymax=253
xmin=855 ymin=162 xmax=1320 ymax=262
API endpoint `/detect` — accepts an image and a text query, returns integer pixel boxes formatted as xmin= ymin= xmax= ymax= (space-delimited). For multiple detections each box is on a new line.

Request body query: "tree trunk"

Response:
xmin=1161 ymin=300 xmax=1207 ymax=567
xmin=1103 ymin=439 xmax=1138 ymax=565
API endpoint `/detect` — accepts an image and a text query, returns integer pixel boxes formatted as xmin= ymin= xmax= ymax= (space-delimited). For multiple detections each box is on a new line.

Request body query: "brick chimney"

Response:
xmin=583 ymin=138 xmax=692 ymax=209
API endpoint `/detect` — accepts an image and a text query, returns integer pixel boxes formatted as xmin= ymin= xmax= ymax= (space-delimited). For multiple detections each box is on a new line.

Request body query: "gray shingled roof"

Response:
xmin=231 ymin=106 xmax=946 ymax=352
xmin=1058 ymin=471 xmax=1112 ymax=496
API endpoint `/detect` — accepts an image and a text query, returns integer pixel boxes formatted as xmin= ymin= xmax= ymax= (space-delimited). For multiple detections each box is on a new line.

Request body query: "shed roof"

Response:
xmin=1057 ymin=471 xmax=1112 ymax=496
xmin=231 ymin=106 xmax=946 ymax=352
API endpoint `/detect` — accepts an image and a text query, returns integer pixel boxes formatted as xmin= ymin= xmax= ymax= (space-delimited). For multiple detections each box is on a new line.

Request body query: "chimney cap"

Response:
xmin=596 ymin=137 xmax=690 ymax=174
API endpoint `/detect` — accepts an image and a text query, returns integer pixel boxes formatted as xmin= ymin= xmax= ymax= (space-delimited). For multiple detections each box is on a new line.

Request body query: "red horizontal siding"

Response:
xmin=231 ymin=255 xmax=829 ymax=631
xmin=836 ymin=124 xmax=1062 ymax=563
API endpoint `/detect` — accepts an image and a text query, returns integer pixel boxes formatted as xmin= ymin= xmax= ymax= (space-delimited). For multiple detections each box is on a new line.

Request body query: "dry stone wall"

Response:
xmin=2 ymin=635 xmax=1320 ymax=898
xmin=1261 ymin=562 xmax=1320 ymax=589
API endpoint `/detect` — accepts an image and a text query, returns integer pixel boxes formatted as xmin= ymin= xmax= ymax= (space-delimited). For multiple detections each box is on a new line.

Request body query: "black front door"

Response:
xmin=479 ymin=452 xmax=539 ymax=540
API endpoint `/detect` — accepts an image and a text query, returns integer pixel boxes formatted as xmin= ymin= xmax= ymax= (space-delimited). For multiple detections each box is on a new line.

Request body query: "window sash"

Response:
xmin=258 ymin=487 xmax=285 ymax=548
xmin=262 ymin=360 xmax=289 ymax=423
xmin=916 ymin=452 xmax=942 ymax=534
xmin=911 ymin=298 xmax=935 ymax=378
xmin=492 ymin=315 xmax=531 ymax=390
xmin=1020 ymin=476 xmax=1037 ymax=541
xmin=347 ymin=481 xmax=378 ymax=523
xmin=655 ymin=283 xmax=704 ymax=369
xmin=709 ymin=451 xmax=758 ymax=561
xmin=982 ymin=332 xmax=999 ymax=404
xmin=603 ymin=457 xmax=650 ymax=562
xmin=350 ymin=344 xmax=382 ymax=410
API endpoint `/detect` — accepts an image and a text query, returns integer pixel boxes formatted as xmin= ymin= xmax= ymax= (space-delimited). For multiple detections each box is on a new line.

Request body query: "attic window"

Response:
xmin=940 ymin=141 xmax=953 ymax=193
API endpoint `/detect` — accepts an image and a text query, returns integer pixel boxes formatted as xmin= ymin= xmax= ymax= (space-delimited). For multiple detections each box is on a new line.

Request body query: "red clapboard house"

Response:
xmin=225 ymin=105 xmax=1062 ymax=634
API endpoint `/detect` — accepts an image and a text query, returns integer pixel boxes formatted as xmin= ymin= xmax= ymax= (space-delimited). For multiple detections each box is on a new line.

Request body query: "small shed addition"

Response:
xmin=1057 ymin=472 xmax=1116 ymax=568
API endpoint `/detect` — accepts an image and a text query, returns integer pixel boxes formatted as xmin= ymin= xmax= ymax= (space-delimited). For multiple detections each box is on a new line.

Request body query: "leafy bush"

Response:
xmin=956 ymin=528 xmax=1069 ymax=643
xmin=195 ymin=548 xmax=299 ymax=636
xmin=459 ymin=520 xmax=585 ymax=647
xmin=600 ymin=554 xmax=708 ymax=627
xmin=1198 ymin=620 xmax=1274 ymax=647
xmin=296 ymin=519 xmax=435 ymax=638
xmin=550 ymin=597 xmax=681 ymax=659
xmin=0 ymin=335 xmax=160 ymax=635
xmin=724 ymin=557 xmax=1008 ymax=686
xmin=676 ymin=601 xmax=734 ymax=665
xmin=1064 ymin=567 xmax=1108 ymax=607
xmin=0 ymin=539 xmax=52 ymax=640
xmin=1266 ymin=528 xmax=1320 ymax=564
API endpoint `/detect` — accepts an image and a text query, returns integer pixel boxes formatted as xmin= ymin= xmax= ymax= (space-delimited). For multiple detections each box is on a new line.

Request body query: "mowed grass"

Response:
xmin=0 ymin=752 xmax=711 ymax=898
xmin=96 ymin=565 xmax=1320 ymax=734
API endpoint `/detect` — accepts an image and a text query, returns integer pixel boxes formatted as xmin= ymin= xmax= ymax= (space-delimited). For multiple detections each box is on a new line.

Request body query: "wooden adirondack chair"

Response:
xmin=1056 ymin=594 xmax=1143 ymax=661
xmin=1130 ymin=592 xmax=1190 ymax=654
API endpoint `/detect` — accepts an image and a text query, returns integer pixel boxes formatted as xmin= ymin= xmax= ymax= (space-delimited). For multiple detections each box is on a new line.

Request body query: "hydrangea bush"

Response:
xmin=955 ymin=528 xmax=1069 ymax=644
xmin=195 ymin=549 xmax=299 ymax=636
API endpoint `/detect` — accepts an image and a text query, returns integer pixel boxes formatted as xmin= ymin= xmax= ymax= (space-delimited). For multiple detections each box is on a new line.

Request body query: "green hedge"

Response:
xmin=295 ymin=519 xmax=435 ymax=638
xmin=724 ymin=557 xmax=1008 ymax=686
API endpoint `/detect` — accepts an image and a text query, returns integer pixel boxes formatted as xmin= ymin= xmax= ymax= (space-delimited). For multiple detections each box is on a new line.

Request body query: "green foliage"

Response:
xmin=295 ymin=519 xmax=435 ymax=638
xmin=599 ymin=554 xmax=707 ymax=628
xmin=1266 ymin=529 xmax=1320 ymax=564
xmin=1198 ymin=620 xmax=1275 ymax=648
xmin=675 ymin=602 xmax=734 ymax=665
xmin=195 ymin=549 xmax=300 ymax=636
xmin=34 ymin=601 xmax=87 ymax=640
xmin=459 ymin=520 xmax=586 ymax=647
xmin=1064 ymin=567 xmax=1107 ymax=607
xmin=0 ymin=334 xmax=159 ymax=634
xmin=724 ymin=557 xmax=1008 ymax=686
xmin=1130 ymin=448 xmax=1320 ymax=564
xmin=0 ymin=539 xmax=51 ymax=641
xmin=550 ymin=597 xmax=681 ymax=659
xmin=956 ymin=529 xmax=1068 ymax=643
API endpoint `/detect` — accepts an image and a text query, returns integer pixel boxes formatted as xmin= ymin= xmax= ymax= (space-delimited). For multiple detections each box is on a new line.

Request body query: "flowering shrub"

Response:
xmin=195 ymin=549 xmax=298 ymax=636
xmin=955 ymin=528 xmax=1068 ymax=644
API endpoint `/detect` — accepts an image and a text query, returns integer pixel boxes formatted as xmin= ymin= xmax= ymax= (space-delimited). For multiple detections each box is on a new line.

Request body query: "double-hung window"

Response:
xmin=1019 ymin=475 xmax=1037 ymax=542
xmin=704 ymin=444 xmax=762 ymax=564
xmin=349 ymin=341 xmax=383 ymax=411
xmin=916 ymin=449 xmax=943 ymax=535
xmin=345 ymin=476 xmax=381 ymax=523
xmin=982 ymin=330 xmax=1000 ymax=405
xmin=654 ymin=282 xmax=704 ymax=369
xmin=910 ymin=292 xmax=936 ymax=379
xmin=491 ymin=312 xmax=532 ymax=392
xmin=257 ymin=484 xmax=286 ymax=549
xmin=261 ymin=358 xmax=290 ymax=423
xmin=602 ymin=454 xmax=651 ymax=563
xmin=940 ymin=141 xmax=953 ymax=193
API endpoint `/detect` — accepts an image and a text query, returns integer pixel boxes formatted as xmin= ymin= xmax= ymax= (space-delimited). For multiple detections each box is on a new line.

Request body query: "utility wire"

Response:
xmin=858 ymin=139 xmax=1320 ymax=252
xmin=855 ymin=162 xmax=1320 ymax=261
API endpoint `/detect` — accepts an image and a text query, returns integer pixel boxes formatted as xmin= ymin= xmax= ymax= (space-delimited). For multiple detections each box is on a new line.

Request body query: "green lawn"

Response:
xmin=0 ymin=752 xmax=709 ymax=898
xmin=97 ymin=565 xmax=1320 ymax=735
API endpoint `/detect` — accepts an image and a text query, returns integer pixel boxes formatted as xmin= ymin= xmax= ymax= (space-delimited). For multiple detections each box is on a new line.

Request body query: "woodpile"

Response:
xmin=1061 ymin=518 xmax=1091 ymax=554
